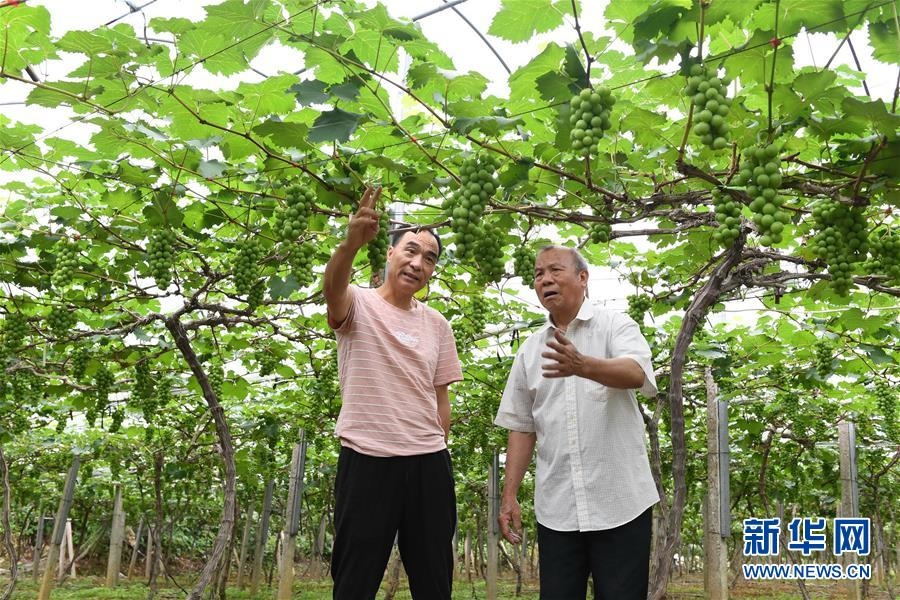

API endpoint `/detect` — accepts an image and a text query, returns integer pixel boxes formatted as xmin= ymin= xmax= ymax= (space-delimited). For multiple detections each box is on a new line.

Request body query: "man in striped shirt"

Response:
xmin=322 ymin=185 xmax=463 ymax=600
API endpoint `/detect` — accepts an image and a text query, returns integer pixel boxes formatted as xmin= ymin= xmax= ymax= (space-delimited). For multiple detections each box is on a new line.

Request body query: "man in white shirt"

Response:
xmin=494 ymin=245 xmax=659 ymax=599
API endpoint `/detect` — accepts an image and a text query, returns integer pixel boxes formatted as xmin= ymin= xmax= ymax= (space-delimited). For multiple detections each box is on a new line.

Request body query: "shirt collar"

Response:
xmin=541 ymin=297 xmax=595 ymax=332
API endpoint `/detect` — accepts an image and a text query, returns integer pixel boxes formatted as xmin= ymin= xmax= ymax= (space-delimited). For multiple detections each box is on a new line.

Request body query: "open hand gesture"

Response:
xmin=541 ymin=329 xmax=585 ymax=378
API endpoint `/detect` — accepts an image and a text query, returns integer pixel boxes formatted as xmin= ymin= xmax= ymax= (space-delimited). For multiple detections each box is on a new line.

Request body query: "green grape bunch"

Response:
xmin=233 ymin=237 xmax=266 ymax=297
xmin=275 ymin=184 xmax=316 ymax=242
xmin=810 ymin=198 xmax=868 ymax=295
xmin=569 ymin=87 xmax=615 ymax=157
xmin=686 ymin=64 xmax=732 ymax=150
xmin=1 ymin=312 xmax=29 ymax=351
xmin=51 ymin=239 xmax=80 ymax=290
xmin=367 ymin=211 xmax=391 ymax=278
xmin=207 ymin=361 xmax=224 ymax=398
xmin=70 ymin=346 xmax=89 ymax=380
xmin=874 ymin=379 xmax=897 ymax=441
xmin=626 ymin=294 xmax=652 ymax=325
xmin=814 ymin=339 xmax=833 ymax=377
xmin=711 ymin=190 xmax=742 ymax=247
xmin=588 ymin=202 xmax=613 ymax=244
xmin=133 ymin=359 xmax=155 ymax=402
xmin=46 ymin=305 xmax=77 ymax=338
xmin=444 ymin=153 xmax=501 ymax=261
xmin=147 ymin=228 xmax=178 ymax=289
xmin=471 ymin=222 xmax=505 ymax=285
xmin=94 ymin=363 xmax=114 ymax=406
xmin=735 ymin=143 xmax=789 ymax=246
xmin=287 ymin=242 xmax=317 ymax=288
xmin=867 ymin=226 xmax=900 ymax=284
xmin=513 ymin=245 xmax=536 ymax=284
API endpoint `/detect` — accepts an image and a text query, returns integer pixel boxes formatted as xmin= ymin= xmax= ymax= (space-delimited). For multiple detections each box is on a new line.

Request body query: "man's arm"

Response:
xmin=322 ymin=186 xmax=382 ymax=327
xmin=542 ymin=329 xmax=645 ymax=389
xmin=498 ymin=430 xmax=536 ymax=544
xmin=436 ymin=384 xmax=451 ymax=443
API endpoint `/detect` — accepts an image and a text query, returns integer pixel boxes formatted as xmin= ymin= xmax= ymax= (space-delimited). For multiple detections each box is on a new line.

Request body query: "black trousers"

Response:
xmin=331 ymin=446 xmax=456 ymax=600
xmin=537 ymin=506 xmax=653 ymax=600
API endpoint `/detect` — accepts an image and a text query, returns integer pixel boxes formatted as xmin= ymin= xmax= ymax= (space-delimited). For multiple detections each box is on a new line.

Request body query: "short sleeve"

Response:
xmin=434 ymin=317 xmax=463 ymax=386
xmin=609 ymin=313 xmax=658 ymax=398
xmin=494 ymin=350 xmax=535 ymax=432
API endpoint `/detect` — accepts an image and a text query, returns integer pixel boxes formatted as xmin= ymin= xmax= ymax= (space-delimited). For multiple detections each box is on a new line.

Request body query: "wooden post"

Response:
xmin=704 ymin=369 xmax=728 ymax=600
xmin=277 ymin=430 xmax=307 ymax=600
xmin=105 ymin=484 xmax=126 ymax=587
xmin=486 ymin=450 xmax=500 ymax=600
xmin=838 ymin=421 xmax=863 ymax=600
xmin=57 ymin=521 xmax=69 ymax=580
xmin=236 ymin=504 xmax=254 ymax=588
xmin=144 ymin=526 xmax=153 ymax=580
xmin=249 ymin=478 xmax=275 ymax=596
xmin=127 ymin=517 xmax=143 ymax=580
xmin=38 ymin=455 xmax=80 ymax=600
xmin=33 ymin=515 xmax=44 ymax=583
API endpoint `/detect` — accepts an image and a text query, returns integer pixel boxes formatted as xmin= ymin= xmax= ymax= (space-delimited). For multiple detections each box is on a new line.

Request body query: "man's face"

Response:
xmin=533 ymin=248 xmax=587 ymax=315
xmin=385 ymin=230 xmax=439 ymax=294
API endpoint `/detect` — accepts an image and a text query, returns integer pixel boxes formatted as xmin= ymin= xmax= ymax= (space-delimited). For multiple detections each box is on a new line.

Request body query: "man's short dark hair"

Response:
xmin=390 ymin=226 xmax=443 ymax=260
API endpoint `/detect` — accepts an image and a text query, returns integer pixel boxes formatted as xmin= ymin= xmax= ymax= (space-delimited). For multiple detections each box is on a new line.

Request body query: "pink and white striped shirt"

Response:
xmin=331 ymin=286 xmax=463 ymax=457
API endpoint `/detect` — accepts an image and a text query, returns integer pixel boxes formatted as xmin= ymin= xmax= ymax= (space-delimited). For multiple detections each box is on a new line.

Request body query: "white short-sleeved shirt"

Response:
xmin=495 ymin=300 xmax=659 ymax=531
xmin=333 ymin=286 xmax=463 ymax=457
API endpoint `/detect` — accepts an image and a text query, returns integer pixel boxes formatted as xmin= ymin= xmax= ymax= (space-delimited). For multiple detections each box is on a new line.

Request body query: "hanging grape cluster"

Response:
xmin=367 ymin=211 xmax=390 ymax=277
xmin=874 ymin=379 xmax=897 ymax=442
xmin=275 ymin=184 xmax=315 ymax=242
xmin=233 ymin=238 xmax=264 ymax=296
xmin=810 ymin=198 xmax=869 ymax=295
xmin=257 ymin=347 xmax=281 ymax=377
xmin=686 ymin=64 xmax=731 ymax=150
xmin=588 ymin=203 xmax=613 ymax=244
xmin=513 ymin=245 xmax=536 ymax=285
xmin=814 ymin=339 xmax=833 ymax=377
xmin=569 ymin=87 xmax=615 ymax=157
xmin=777 ymin=390 xmax=803 ymax=433
xmin=1 ymin=312 xmax=29 ymax=351
xmin=94 ymin=363 xmax=114 ymax=406
xmin=109 ymin=407 xmax=125 ymax=433
xmin=46 ymin=305 xmax=76 ymax=338
xmin=51 ymin=240 xmax=79 ymax=290
xmin=287 ymin=242 xmax=317 ymax=288
xmin=207 ymin=361 xmax=224 ymax=398
xmin=147 ymin=228 xmax=178 ymax=289
xmin=452 ymin=294 xmax=489 ymax=351
xmin=445 ymin=153 xmax=501 ymax=262
xmin=471 ymin=222 xmax=506 ymax=285
xmin=735 ymin=144 xmax=788 ymax=246
xmin=626 ymin=294 xmax=652 ymax=325
xmin=711 ymin=190 xmax=742 ymax=247
xmin=132 ymin=360 xmax=154 ymax=401
xmin=867 ymin=226 xmax=900 ymax=284
xmin=70 ymin=346 xmax=89 ymax=380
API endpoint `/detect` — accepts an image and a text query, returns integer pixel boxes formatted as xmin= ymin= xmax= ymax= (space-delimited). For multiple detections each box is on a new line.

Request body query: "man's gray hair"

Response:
xmin=537 ymin=245 xmax=590 ymax=273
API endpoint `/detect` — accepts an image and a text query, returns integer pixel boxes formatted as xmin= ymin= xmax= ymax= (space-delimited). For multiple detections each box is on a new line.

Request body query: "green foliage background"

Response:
xmin=0 ymin=0 xmax=897 ymax=595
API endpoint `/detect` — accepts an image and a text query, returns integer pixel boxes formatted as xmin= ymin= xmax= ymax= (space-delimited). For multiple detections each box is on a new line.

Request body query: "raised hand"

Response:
xmin=346 ymin=185 xmax=383 ymax=250
xmin=541 ymin=328 xmax=585 ymax=378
